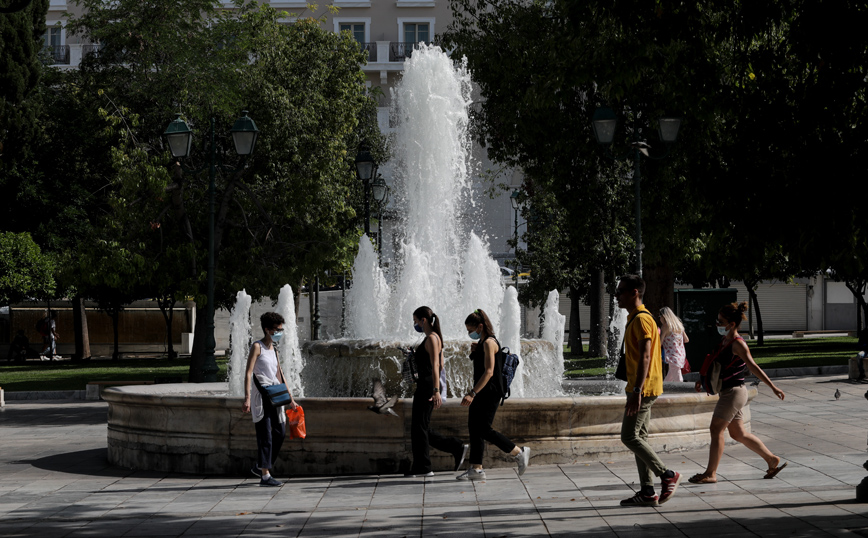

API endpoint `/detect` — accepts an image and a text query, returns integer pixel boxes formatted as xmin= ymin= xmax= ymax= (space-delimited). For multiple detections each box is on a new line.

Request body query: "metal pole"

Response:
xmin=340 ymin=271 xmax=347 ymax=337
xmin=364 ymin=180 xmax=371 ymax=237
xmin=634 ymin=145 xmax=642 ymax=278
xmin=203 ymin=118 xmax=219 ymax=382
xmin=513 ymin=206 xmax=519 ymax=286
xmin=313 ymin=276 xmax=321 ymax=340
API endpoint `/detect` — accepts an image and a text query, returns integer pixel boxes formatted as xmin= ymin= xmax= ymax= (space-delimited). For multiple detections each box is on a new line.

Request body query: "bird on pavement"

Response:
xmin=864 ymin=389 xmax=868 ymax=401
xmin=834 ymin=388 xmax=841 ymax=401
xmin=368 ymin=378 xmax=399 ymax=417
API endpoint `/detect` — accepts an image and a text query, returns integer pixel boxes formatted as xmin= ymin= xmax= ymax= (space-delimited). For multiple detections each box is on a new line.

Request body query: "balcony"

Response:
xmin=44 ymin=45 xmax=70 ymax=65
xmin=389 ymin=42 xmax=428 ymax=62
xmin=361 ymin=42 xmax=377 ymax=63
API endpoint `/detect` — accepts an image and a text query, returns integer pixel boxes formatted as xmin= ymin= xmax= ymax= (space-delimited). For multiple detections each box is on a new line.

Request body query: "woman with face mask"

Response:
xmin=406 ymin=306 xmax=469 ymax=477
xmin=456 ymin=309 xmax=530 ymax=481
xmin=689 ymin=302 xmax=786 ymax=484
xmin=243 ymin=311 xmax=297 ymax=487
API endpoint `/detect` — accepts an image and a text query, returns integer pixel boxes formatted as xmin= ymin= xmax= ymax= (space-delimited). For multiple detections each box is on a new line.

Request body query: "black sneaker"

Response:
xmin=620 ymin=492 xmax=658 ymax=507
xmin=260 ymin=476 xmax=282 ymax=487
xmin=250 ymin=467 xmax=262 ymax=478
xmin=454 ymin=444 xmax=470 ymax=471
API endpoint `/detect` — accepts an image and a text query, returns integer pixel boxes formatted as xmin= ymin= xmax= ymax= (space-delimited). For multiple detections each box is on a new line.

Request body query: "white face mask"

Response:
xmin=717 ymin=326 xmax=728 ymax=336
xmin=272 ymin=331 xmax=284 ymax=343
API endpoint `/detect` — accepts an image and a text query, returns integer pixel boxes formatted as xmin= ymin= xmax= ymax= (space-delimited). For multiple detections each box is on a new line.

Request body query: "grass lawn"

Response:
xmin=563 ymin=336 xmax=859 ymax=378
xmin=0 ymin=357 xmax=229 ymax=392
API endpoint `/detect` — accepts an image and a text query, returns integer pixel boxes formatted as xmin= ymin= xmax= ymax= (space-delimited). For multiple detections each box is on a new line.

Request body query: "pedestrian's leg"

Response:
xmin=467 ymin=399 xmax=486 ymax=468
xmin=477 ymin=393 xmax=517 ymax=455
xmin=411 ymin=388 xmax=433 ymax=473
xmin=698 ymin=416 xmax=729 ymax=481
xmin=620 ymin=397 xmax=667 ymax=488
xmin=254 ymin=415 xmax=274 ymax=472
xmin=728 ymin=419 xmax=780 ymax=470
xmin=270 ymin=409 xmax=286 ymax=468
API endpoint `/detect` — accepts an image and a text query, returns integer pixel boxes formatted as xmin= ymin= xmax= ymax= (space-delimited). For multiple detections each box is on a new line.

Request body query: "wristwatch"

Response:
xmin=632 ymin=386 xmax=642 ymax=394
xmin=433 ymin=387 xmax=440 ymax=395
xmin=468 ymin=389 xmax=477 ymax=397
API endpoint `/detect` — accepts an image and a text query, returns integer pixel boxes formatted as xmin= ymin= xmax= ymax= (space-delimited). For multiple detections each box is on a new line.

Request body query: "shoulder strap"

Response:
xmin=620 ymin=311 xmax=652 ymax=353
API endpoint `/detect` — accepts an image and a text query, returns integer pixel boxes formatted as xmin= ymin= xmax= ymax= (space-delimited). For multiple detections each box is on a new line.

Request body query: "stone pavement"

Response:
xmin=1 ymin=375 xmax=867 ymax=537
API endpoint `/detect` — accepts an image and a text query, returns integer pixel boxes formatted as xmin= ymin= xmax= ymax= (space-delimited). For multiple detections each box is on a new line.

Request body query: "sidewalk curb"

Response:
xmin=4 ymin=390 xmax=87 ymax=401
xmin=683 ymin=365 xmax=849 ymax=382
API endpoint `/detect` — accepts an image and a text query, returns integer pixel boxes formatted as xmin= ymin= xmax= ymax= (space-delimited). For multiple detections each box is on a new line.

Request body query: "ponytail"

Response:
xmin=464 ymin=308 xmax=496 ymax=339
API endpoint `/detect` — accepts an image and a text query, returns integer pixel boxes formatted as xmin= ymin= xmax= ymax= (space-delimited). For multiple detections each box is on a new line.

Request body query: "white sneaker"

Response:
xmin=456 ymin=468 xmax=485 ymax=481
xmin=39 ymin=355 xmax=47 ymax=361
xmin=404 ymin=471 xmax=434 ymax=478
xmin=515 ymin=446 xmax=531 ymax=477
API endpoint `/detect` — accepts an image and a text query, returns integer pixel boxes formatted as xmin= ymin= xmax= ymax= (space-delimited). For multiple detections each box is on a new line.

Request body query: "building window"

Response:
xmin=44 ymin=26 xmax=62 ymax=49
xmin=404 ymin=23 xmax=429 ymax=45
xmin=340 ymin=23 xmax=365 ymax=43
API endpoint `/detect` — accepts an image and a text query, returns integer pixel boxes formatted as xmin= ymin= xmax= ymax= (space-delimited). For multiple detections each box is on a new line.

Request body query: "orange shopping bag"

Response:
xmin=285 ymin=405 xmax=306 ymax=439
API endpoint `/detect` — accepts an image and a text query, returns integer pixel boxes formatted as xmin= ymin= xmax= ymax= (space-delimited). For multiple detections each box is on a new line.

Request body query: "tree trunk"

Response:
xmin=643 ymin=262 xmax=674 ymax=318
xmin=568 ymin=285 xmax=583 ymax=356
xmin=588 ymin=269 xmax=607 ymax=358
xmin=747 ymin=282 xmax=764 ymax=346
xmin=845 ymin=280 xmax=867 ymax=340
xmin=111 ymin=307 xmax=120 ymax=360
xmin=188 ymin=305 xmax=207 ymax=382
xmin=72 ymin=296 xmax=90 ymax=361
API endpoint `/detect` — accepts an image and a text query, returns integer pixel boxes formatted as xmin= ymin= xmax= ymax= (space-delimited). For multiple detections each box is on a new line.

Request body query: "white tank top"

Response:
xmin=253 ymin=340 xmax=279 ymax=382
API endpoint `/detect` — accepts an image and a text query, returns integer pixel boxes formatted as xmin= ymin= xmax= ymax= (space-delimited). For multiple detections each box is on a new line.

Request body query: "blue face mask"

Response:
xmin=414 ymin=323 xmax=423 ymax=333
xmin=716 ymin=326 xmax=728 ymax=336
xmin=469 ymin=331 xmax=480 ymax=340
xmin=272 ymin=331 xmax=284 ymax=342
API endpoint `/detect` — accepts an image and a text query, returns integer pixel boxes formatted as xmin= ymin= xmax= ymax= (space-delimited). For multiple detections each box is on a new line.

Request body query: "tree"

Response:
xmin=0 ymin=231 xmax=55 ymax=305
xmin=66 ymin=1 xmax=385 ymax=380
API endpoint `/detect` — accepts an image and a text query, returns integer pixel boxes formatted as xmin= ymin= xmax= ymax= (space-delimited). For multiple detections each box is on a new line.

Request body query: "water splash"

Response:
xmin=604 ymin=301 xmax=628 ymax=393
xmin=534 ymin=290 xmax=566 ymax=396
xmin=499 ymin=285 xmax=523 ymax=397
xmin=275 ymin=285 xmax=305 ymax=398
xmin=228 ymin=290 xmax=252 ymax=397
xmin=345 ymin=235 xmax=390 ymax=339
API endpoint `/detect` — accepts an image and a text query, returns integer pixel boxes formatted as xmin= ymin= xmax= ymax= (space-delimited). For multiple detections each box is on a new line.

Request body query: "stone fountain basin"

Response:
xmin=104 ymin=382 xmax=754 ymax=476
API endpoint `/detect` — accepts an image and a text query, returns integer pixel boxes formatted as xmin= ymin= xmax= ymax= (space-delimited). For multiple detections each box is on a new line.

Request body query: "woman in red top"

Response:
xmin=690 ymin=302 xmax=786 ymax=484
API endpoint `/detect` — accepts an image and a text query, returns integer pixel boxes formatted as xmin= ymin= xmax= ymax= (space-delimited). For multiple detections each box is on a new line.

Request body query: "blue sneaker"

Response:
xmin=260 ymin=476 xmax=282 ymax=487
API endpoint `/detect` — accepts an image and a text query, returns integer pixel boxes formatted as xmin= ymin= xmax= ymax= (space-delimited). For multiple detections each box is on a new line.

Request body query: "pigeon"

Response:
xmin=368 ymin=378 xmax=399 ymax=417
xmin=864 ymin=389 xmax=868 ymax=401
xmin=750 ymin=378 xmax=761 ymax=387
xmin=834 ymin=388 xmax=841 ymax=401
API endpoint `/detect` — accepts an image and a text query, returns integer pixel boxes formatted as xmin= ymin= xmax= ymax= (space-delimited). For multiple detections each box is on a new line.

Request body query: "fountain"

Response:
xmin=104 ymin=45 xmax=753 ymax=476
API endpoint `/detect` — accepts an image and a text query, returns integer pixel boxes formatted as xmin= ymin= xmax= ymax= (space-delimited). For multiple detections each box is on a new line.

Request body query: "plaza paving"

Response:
xmin=1 ymin=375 xmax=867 ymax=537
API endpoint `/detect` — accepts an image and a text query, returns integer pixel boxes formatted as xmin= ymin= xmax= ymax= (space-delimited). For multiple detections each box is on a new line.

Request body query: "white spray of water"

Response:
xmin=460 ymin=233 xmax=505 ymax=329
xmin=228 ymin=290 xmax=252 ymax=397
xmin=499 ymin=285 xmax=523 ymax=397
xmin=534 ymin=289 xmax=566 ymax=396
xmin=605 ymin=302 xmax=628 ymax=392
xmin=345 ymin=235 xmax=390 ymax=339
xmin=275 ymin=284 xmax=305 ymax=398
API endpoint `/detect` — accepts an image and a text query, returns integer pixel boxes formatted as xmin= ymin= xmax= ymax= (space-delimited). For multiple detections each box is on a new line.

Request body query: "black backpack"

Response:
xmin=496 ymin=345 xmax=520 ymax=406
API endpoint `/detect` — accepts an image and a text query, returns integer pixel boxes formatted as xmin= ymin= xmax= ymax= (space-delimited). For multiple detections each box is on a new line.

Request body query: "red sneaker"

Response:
xmin=658 ymin=471 xmax=682 ymax=504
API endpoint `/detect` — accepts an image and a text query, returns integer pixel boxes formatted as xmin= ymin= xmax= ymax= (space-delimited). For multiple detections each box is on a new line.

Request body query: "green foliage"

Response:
xmin=0 ymin=231 xmax=55 ymax=304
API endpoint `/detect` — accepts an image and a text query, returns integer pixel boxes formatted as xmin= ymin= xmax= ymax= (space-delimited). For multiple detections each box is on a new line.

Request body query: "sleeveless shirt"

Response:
xmin=470 ymin=336 xmax=503 ymax=394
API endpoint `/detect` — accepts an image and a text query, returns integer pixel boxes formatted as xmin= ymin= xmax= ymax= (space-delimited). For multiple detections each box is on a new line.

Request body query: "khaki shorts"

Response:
xmin=713 ymin=384 xmax=749 ymax=423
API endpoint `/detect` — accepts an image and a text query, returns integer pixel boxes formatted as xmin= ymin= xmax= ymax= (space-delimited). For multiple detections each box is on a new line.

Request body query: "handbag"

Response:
xmin=402 ymin=347 xmax=418 ymax=383
xmin=681 ymin=359 xmax=692 ymax=375
xmin=285 ymin=405 xmax=306 ymax=439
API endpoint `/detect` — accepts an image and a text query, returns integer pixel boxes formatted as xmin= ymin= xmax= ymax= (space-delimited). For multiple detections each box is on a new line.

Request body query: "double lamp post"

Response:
xmin=163 ymin=111 xmax=259 ymax=382
xmin=591 ymin=107 xmax=681 ymax=277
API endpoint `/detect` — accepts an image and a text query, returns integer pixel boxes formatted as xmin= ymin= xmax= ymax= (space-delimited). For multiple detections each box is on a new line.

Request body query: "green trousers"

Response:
xmin=620 ymin=395 xmax=668 ymax=487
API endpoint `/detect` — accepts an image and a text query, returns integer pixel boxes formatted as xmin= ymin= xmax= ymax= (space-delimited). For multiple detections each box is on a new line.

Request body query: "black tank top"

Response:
xmin=470 ymin=336 xmax=503 ymax=394
xmin=415 ymin=335 xmax=436 ymax=380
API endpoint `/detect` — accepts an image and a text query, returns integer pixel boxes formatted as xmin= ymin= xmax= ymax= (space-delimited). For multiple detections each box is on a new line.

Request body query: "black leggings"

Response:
xmin=411 ymin=376 xmax=464 ymax=473
xmin=254 ymin=401 xmax=286 ymax=470
xmin=468 ymin=386 xmax=515 ymax=465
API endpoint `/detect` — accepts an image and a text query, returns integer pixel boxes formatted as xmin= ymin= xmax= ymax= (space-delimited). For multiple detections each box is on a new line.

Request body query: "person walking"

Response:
xmin=457 ymin=308 xmax=530 ymax=481
xmin=659 ymin=307 xmax=689 ymax=382
xmin=616 ymin=275 xmax=682 ymax=506
xmin=689 ymin=302 xmax=787 ymax=484
xmin=39 ymin=311 xmax=59 ymax=361
xmin=242 ymin=312 xmax=297 ymax=487
xmin=406 ymin=306 xmax=469 ymax=477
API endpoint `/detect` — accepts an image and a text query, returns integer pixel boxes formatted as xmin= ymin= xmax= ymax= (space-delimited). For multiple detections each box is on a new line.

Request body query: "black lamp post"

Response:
xmin=355 ymin=148 xmax=377 ymax=236
xmin=591 ymin=107 xmax=681 ymax=277
xmin=510 ymin=189 xmax=521 ymax=284
xmin=371 ymin=174 xmax=389 ymax=259
xmin=164 ymin=111 xmax=259 ymax=382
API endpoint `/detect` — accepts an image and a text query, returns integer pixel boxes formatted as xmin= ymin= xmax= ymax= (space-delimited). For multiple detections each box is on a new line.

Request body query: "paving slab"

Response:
xmin=2 ymin=375 xmax=868 ymax=537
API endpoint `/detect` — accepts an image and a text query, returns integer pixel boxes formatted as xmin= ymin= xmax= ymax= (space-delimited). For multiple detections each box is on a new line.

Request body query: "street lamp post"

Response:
xmin=164 ymin=111 xmax=259 ymax=382
xmin=510 ymin=189 xmax=521 ymax=285
xmin=371 ymin=174 xmax=389 ymax=261
xmin=355 ymin=148 xmax=377 ymax=237
xmin=591 ymin=107 xmax=681 ymax=277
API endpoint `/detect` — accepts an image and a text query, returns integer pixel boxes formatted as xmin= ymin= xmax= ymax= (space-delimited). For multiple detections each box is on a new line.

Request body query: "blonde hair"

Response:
xmin=658 ymin=307 xmax=684 ymax=335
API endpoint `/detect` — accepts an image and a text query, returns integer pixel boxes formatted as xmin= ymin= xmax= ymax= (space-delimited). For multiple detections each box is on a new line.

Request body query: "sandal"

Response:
xmin=763 ymin=462 xmax=787 ymax=479
xmin=688 ymin=473 xmax=717 ymax=484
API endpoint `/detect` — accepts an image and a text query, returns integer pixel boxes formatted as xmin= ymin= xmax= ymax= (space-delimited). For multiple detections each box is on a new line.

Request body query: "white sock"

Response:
xmin=262 ymin=471 xmax=270 ymax=479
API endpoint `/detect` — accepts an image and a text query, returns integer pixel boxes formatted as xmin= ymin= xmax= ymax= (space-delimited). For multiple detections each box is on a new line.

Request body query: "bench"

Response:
xmin=792 ymin=330 xmax=857 ymax=338
xmin=86 ymin=380 xmax=154 ymax=401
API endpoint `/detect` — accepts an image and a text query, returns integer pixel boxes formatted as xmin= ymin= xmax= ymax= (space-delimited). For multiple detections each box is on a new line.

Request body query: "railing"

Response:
xmin=44 ymin=45 xmax=70 ymax=65
xmin=81 ymin=44 xmax=102 ymax=58
xmin=360 ymin=42 xmax=377 ymax=62
xmin=389 ymin=41 xmax=439 ymax=62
